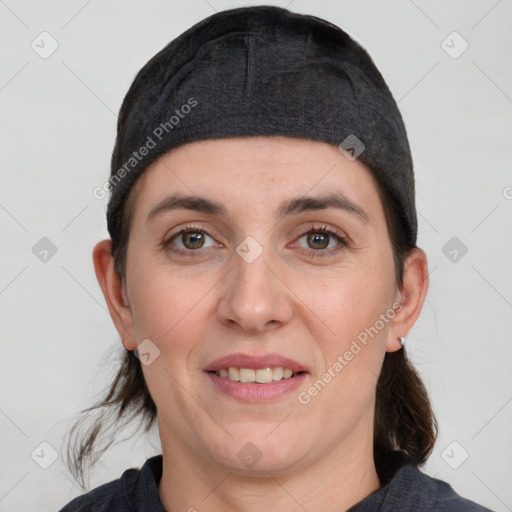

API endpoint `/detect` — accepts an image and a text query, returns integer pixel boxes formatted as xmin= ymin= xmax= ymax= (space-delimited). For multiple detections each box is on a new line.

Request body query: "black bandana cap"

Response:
xmin=107 ymin=5 xmax=417 ymax=246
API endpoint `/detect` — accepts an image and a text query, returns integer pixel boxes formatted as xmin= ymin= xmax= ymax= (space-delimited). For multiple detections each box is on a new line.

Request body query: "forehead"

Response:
xmin=129 ymin=136 xmax=383 ymax=221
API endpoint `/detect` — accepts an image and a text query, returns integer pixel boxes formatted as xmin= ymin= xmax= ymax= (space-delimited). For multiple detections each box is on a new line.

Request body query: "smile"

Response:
xmin=214 ymin=367 xmax=300 ymax=383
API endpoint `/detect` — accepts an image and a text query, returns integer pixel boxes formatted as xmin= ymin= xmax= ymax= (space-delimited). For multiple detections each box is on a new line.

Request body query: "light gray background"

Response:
xmin=1 ymin=1 xmax=511 ymax=510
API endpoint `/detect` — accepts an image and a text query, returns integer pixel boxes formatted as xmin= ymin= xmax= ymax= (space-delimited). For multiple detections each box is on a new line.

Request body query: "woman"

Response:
xmin=60 ymin=6 xmax=493 ymax=511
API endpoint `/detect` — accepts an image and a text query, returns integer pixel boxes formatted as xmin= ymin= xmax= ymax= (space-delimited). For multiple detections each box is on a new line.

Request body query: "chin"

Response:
xmin=205 ymin=429 xmax=307 ymax=475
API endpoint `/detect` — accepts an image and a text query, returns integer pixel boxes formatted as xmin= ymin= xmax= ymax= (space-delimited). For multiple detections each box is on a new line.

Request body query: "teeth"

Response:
xmin=239 ymin=368 xmax=255 ymax=382
xmin=215 ymin=366 xmax=298 ymax=383
xmin=255 ymin=367 xmax=273 ymax=383
xmin=272 ymin=367 xmax=283 ymax=380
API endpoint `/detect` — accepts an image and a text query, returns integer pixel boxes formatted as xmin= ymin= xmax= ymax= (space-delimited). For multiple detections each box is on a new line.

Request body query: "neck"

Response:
xmin=158 ymin=421 xmax=380 ymax=512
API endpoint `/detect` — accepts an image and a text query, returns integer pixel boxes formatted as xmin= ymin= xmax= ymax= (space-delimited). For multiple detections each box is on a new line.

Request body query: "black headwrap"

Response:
xmin=107 ymin=5 xmax=416 ymax=245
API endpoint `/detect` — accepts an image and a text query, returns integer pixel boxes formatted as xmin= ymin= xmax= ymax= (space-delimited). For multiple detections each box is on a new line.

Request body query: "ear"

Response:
xmin=92 ymin=239 xmax=137 ymax=351
xmin=386 ymin=247 xmax=429 ymax=352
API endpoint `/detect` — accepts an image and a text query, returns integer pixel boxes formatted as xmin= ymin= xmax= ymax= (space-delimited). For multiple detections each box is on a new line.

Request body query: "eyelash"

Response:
xmin=164 ymin=223 xmax=218 ymax=257
xmin=164 ymin=223 xmax=350 ymax=259
xmin=294 ymin=223 xmax=350 ymax=259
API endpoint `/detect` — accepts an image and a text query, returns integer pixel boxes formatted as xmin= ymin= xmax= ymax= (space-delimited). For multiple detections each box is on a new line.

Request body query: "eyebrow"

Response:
xmin=147 ymin=192 xmax=369 ymax=223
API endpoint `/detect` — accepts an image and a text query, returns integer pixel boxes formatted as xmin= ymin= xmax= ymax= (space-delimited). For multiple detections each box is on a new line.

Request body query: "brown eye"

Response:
xmin=293 ymin=227 xmax=349 ymax=259
xmin=166 ymin=227 xmax=218 ymax=253
xmin=306 ymin=232 xmax=330 ymax=250
xmin=300 ymin=231 xmax=338 ymax=251
xmin=180 ymin=230 xmax=207 ymax=249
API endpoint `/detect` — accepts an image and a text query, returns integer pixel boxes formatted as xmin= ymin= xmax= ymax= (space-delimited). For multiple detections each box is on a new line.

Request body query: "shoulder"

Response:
xmin=389 ymin=464 xmax=495 ymax=511
xmin=57 ymin=475 xmax=130 ymax=511
xmin=57 ymin=456 xmax=164 ymax=512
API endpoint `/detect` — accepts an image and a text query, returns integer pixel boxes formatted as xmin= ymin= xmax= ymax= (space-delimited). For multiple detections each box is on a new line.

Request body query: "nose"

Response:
xmin=217 ymin=247 xmax=293 ymax=334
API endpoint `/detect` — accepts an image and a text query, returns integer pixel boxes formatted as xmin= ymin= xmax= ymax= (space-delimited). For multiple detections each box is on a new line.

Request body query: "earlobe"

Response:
xmin=92 ymin=239 xmax=137 ymax=351
xmin=386 ymin=248 xmax=429 ymax=353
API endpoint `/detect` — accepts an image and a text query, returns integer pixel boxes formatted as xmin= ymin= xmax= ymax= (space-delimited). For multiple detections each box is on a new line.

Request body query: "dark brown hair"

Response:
xmin=66 ymin=156 xmax=437 ymax=488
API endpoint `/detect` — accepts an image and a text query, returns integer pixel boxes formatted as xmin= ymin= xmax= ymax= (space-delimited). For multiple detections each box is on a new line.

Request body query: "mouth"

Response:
xmin=209 ymin=366 xmax=305 ymax=383
xmin=203 ymin=353 xmax=309 ymax=402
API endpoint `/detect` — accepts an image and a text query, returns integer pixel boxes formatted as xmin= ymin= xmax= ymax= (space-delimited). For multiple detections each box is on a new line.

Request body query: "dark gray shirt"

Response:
xmin=59 ymin=455 xmax=494 ymax=511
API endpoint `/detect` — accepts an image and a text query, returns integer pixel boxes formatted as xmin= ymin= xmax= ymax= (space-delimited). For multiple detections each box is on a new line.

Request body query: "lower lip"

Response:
xmin=205 ymin=372 xmax=307 ymax=402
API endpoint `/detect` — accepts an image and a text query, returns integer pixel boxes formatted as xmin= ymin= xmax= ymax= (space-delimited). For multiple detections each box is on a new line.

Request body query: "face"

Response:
xmin=119 ymin=136 xmax=403 ymax=475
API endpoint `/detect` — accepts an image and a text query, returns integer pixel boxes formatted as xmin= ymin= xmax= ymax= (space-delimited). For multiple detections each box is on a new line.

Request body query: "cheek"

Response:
xmin=290 ymin=253 xmax=395 ymax=397
xmin=127 ymin=260 xmax=211 ymax=355
xmin=296 ymin=261 xmax=394 ymax=342
xmin=128 ymin=264 xmax=216 ymax=415
xmin=294 ymin=270 xmax=393 ymax=429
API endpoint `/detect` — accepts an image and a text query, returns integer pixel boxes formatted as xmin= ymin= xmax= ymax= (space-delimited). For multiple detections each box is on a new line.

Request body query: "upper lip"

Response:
xmin=203 ymin=353 xmax=309 ymax=373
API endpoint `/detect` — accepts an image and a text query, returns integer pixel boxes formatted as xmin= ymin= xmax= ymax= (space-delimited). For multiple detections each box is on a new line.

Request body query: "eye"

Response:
xmin=166 ymin=226 xmax=218 ymax=253
xmin=293 ymin=224 xmax=349 ymax=258
xmin=298 ymin=231 xmax=337 ymax=250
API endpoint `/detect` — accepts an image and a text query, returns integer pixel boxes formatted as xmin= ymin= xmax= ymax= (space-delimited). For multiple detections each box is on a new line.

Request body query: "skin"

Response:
xmin=93 ymin=136 xmax=429 ymax=512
